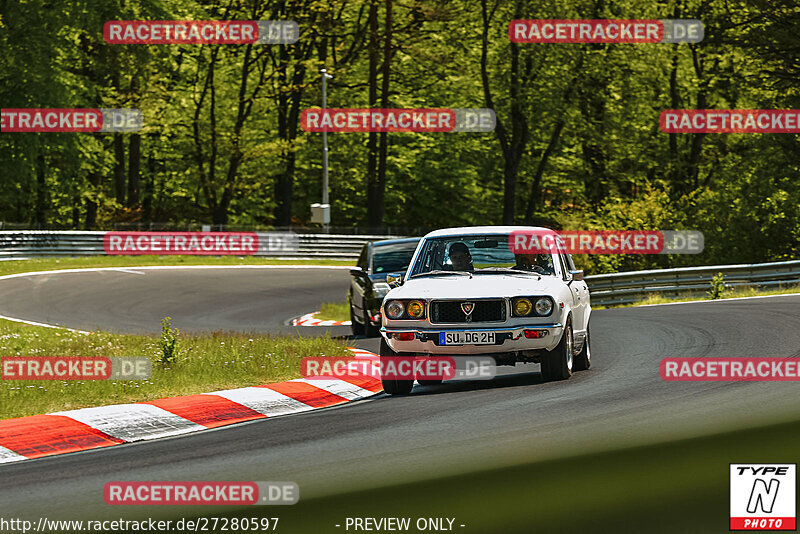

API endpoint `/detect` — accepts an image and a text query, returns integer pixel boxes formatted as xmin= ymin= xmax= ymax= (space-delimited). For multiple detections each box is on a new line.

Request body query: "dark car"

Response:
xmin=348 ymin=237 xmax=421 ymax=337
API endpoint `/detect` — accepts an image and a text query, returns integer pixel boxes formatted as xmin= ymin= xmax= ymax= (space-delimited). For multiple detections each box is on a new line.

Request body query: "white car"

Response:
xmin=379 ymin=226 xmax=591 ymax=395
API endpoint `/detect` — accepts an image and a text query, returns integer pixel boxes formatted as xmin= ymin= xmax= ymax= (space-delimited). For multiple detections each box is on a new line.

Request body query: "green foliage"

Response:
xmin=707 ymin=273 xmax=727 ymax=300
xmin=159 ymin=316 xmax=180 ymax=364
xmin=0 ymin=0 xmax=798 ymax=272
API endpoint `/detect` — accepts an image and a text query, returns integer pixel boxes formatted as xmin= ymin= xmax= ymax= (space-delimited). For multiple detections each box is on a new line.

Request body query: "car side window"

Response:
xmin=411 ymin=242 xmax=430 ymax=274
xmin=421 ymin=241 xmax=443 ymax=271
xmin=357 ymin=245 xmax=369 ymax=271
xmin=557 ymin=253 xmax=570 ymax=281
xmin=566 ymin=254 xmax=577 ymax=271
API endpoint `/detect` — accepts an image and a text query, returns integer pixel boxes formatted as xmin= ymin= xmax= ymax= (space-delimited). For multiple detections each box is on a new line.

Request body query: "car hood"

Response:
xmin=387 ymin=274 xmax=564 ymax=300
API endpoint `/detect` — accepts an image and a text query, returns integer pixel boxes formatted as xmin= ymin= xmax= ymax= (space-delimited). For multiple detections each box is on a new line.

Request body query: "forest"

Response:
xmin=0 ymin=0 xmax=798 ymax=273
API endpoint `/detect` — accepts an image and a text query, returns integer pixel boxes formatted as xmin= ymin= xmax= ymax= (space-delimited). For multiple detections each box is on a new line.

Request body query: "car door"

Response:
xmin=350 ymin=244 xmax=370 ymax=317
xmin=565 ymin=253 xmax=589 ymax=334
xmin=557 ymin=252 xmax=585 ymax=331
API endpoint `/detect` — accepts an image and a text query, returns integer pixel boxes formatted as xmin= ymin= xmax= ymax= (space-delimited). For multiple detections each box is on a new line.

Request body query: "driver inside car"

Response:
xmin=447 ymin=242 xmax=474 ymax=271
xmin=514 ymin=253 xmax=553 ymax=274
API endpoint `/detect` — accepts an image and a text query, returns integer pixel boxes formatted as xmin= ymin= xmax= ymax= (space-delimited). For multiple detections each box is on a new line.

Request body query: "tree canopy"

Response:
xmin=1 ymin=0 xmax=798 ymax=272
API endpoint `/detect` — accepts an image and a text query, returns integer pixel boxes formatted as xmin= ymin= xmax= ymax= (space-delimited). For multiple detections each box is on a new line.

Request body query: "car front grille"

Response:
xmin=430 ymin=299 xmax=506 ymax=324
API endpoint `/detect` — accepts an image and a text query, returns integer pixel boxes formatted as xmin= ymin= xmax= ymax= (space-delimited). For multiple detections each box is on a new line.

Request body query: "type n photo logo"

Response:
xmin=730 ymin=464 xmax=796 ymax=530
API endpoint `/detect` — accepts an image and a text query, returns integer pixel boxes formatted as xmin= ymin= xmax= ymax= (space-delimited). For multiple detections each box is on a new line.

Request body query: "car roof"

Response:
xmin=371 ymin=237 xmax=421 ymax=247
xmin=422 ymin=226 xmax=555 ymax=238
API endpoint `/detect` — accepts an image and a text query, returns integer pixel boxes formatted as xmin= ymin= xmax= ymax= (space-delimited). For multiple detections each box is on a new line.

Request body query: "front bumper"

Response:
xmin=382 ymin=323 xmax=563 ymax=354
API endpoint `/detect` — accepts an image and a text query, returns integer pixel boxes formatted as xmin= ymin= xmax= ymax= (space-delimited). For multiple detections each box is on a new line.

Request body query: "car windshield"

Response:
xmin=372 ymin=241 xmax=419 ymax=273
xmin=409 ymin=234 xmax=557 ymax=277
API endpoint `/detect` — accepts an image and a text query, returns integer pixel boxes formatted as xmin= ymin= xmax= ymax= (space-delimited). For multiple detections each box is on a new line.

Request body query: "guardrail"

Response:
xmin=0 ymin=231 xmax=401 ymax=262
xmin=585 ymin=260 xmax=800 ymax=306
xmin=1 ymin=231 xmax=798 ymax=306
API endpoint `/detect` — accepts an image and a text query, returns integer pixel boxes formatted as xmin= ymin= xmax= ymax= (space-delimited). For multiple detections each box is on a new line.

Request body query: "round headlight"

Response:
xmin=385 ymin=300 xmax=405 ymax=319
xmin=406 ymin=300 xmax=425 ymax=318
xmin=513 ymin=298 xmax=533 ymax=316
xmin=534 ymin=297 xmax=553 ymax=316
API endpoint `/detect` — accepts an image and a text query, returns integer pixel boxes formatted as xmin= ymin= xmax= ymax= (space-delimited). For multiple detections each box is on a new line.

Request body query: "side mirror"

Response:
xmin=386 ymin=273 xmax=403 ymax=287
xmin=569 ymin=269 xmax=584 ymax=281
xmin=350 ymin=267 xmax=368 ymax=278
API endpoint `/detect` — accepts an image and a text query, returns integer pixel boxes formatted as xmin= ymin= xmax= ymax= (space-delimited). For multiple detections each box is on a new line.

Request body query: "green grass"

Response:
xmin=594 ymin=283 xmax=800 ymax=310
xmin=316 ymin=301 xmax=351 ymax=322
xmin=0 ymin=256 xmax=357 ymax=419
xmin=0 ymin=255 xmax=351 ymax=277
xmin=0 ymin=319 xmax=351 ymax=420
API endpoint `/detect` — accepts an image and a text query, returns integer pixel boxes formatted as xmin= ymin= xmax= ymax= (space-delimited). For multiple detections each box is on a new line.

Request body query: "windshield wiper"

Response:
xmin=474 ymin=268 xmax=542 ymax=278
xmin=410 ymin=270 xmax=473 ymax=279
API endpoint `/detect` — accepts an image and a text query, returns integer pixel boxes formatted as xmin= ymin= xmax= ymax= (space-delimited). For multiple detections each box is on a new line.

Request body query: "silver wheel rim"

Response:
xmin=565 ymin=325 xmax=573 ymax=371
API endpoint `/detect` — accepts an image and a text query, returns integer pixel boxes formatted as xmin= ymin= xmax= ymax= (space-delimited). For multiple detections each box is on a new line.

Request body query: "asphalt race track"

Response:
xmin=1 ymin=267 xmax=800 ymax=532
xmin=0 ymin=267 xmax=353 ymax=335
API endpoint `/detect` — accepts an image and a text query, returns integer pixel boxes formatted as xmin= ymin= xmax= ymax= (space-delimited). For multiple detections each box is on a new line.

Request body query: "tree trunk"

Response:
xmin=502 ymin=147 xmax=520 ymax=224
xmin=85 ymin=171 xmax=100 ymax=229
xmin=374 ymin=0 xmax=392 ymax=230
xmin=35 ymin=153 xmax=46 ymax=228
xmin=114 ymin=134 xmax=126 ymax=203
xmin=523 ymin=60 xmax=580 ymax=223
xmin=274 ymin=38 xmax=293 ymax=227
xmin=192 ymin=47 xmax=221 ymax=222
xmin=212 ymin=205 xmax=228 ymax=226
xmin=128 ymin=133 xmax=141 ymax=207
xmin=72 ymin=193 xmax=81 ymax=229
xmin=272 ymin=30 xmax=306 ymax=228
xmin=144 ymin=149 xmax=154 ymax=223
xmin=524 ymin=118 xmax=566 ymax=223
xmin=365 ymin=0 xmax=381 ymax=229
xmin=481 ymin=0 xmax=529 ymax=225
xmin=687 ymin=45 xmax=707 ymax=191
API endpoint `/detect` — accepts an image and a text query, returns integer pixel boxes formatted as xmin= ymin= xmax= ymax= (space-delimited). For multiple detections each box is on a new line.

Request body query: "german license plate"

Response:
xmin=439 ymin=331 xmax=496 ymax=345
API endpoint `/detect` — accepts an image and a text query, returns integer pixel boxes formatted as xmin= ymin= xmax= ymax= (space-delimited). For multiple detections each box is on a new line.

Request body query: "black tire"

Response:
xmin=541 ymin=317 xmax=574 ymax=381
xmin=364 ymin=309 xmax=380 ymax=338
xmin=349 ymin=302 xmax=365 ymax=336
xmin=380 ymin=338 xmax=414 ymax=395
xmin=573 ymin=321 xmax=591 ymax=371
xmin=417 ymin=379 xmax=443 ymax=386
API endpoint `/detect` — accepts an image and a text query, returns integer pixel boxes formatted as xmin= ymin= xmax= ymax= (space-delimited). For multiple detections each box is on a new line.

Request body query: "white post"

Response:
xmin=321 ymin=69 xmax=333 ymax=231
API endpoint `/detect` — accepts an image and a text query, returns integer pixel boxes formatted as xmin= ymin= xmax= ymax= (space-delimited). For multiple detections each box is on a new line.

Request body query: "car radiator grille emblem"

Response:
xmin=461 ymin=302 xmax=475 ymax=322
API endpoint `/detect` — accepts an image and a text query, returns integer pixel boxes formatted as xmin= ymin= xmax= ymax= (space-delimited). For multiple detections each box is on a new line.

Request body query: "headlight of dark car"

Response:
xmin=373 ymin=282 xmax=392 ymax=300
